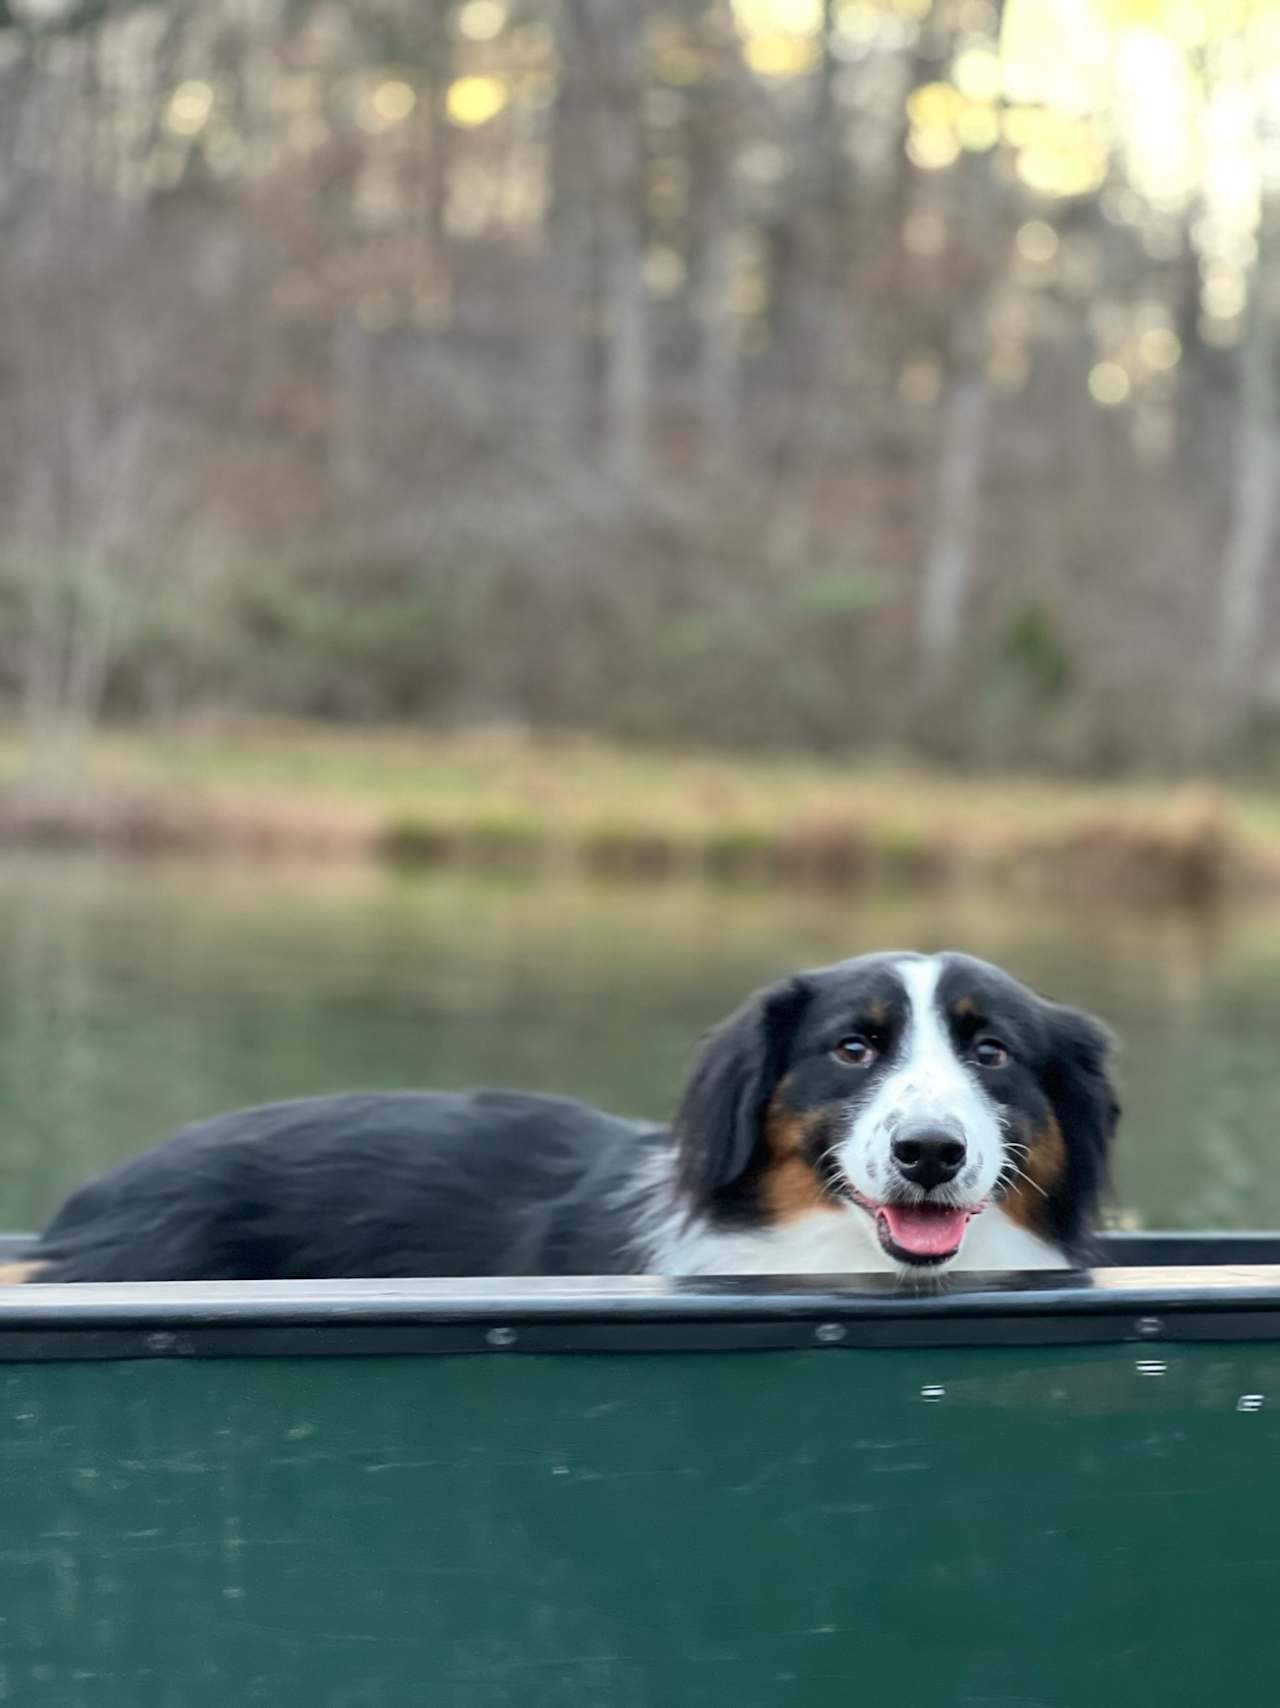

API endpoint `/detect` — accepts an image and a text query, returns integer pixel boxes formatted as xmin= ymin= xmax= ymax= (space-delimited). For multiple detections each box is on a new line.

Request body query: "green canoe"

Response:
xmin=0 ymin=1232 xmax=1275 ymax=1707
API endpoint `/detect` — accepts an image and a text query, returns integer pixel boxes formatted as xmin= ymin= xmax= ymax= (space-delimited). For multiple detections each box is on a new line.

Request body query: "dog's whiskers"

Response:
xmin=1000 ymin=1159 xmax=1048 ymax=1199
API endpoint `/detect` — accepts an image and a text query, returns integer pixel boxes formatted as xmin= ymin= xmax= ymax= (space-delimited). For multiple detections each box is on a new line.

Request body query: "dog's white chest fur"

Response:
xmin=653 ymin=1201 xmax=1068 ymax=1277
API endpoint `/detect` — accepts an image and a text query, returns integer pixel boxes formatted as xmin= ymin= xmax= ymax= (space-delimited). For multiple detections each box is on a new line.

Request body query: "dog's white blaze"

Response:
xmin=835 ymin=955 xmax=1007 ymax=1214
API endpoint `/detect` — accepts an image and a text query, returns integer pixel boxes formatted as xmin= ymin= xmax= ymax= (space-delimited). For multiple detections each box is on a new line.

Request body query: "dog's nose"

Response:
xmin=891 ymin=1123 xmax=967 ymax=1191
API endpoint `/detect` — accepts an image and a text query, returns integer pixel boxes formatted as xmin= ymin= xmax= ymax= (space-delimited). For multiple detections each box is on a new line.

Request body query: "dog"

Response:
xmin=1 ymin=951 xmax=1118 ymax=1284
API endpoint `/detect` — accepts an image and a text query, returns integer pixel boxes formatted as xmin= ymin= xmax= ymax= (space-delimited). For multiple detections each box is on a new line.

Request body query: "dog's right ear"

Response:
xmin=673 ymin=976 xmax=812 ymax=1205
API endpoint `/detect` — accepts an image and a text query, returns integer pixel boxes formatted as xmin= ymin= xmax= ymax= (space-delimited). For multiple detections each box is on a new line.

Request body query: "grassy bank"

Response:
xmin=0 ymin=725 xmax=1269 ymax=901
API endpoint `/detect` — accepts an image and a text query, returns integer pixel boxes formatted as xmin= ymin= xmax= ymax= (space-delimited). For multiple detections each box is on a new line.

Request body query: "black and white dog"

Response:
xmin=4 ymin=951 xmax=1119 ymax=1284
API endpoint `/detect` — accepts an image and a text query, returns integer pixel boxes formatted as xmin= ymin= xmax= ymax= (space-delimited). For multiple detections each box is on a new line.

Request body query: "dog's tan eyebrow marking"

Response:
xmin=951 ymin=995 xmax=977 ymax=1019
xmin=867 ymin=999 xmax=888 ymax=1025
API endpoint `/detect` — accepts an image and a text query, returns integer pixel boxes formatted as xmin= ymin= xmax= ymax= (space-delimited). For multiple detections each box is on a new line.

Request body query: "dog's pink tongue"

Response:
xmin=879 ymin=1203 xmax=969 ymax=1256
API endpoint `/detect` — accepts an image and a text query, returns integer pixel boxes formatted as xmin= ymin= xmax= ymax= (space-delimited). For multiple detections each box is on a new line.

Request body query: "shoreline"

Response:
xmin=0 ymin=726 xmax=1264 ymax=903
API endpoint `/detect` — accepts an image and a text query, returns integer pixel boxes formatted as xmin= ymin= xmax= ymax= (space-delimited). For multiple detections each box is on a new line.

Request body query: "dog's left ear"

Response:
xmin=1041 ymin=1002 xmax=1121 ymax=1248
xmin=673 ymin=976 xmax=811 ymax=1205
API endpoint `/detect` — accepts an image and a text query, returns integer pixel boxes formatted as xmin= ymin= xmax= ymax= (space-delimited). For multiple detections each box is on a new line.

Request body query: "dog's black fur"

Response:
xmin=25 ymin=1091 xmax=666 ymax=1281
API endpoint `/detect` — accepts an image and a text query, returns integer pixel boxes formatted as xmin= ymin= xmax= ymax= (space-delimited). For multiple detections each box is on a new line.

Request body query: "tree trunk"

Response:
xmin=578 ymin=0 xmax=649 ymax=482
xmin=1214 ymin=252 xmax=1279 ymax=740
xmin=330 ymin=310 xmax=372 ymax=497
xmin=764 ymin=0 xmax=849 ymax=566
xmin=691 ymin=67 xmax=738 ymax=470
xmin=918 ymin=370 xmax=991 ymax=672
xmin=542 ymin=0 xmax=597 ymax=451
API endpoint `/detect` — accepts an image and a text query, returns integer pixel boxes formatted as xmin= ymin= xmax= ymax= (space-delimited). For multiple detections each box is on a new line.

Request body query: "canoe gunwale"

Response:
xmin=0 ymin=1233 xmax=1277 ymax=1359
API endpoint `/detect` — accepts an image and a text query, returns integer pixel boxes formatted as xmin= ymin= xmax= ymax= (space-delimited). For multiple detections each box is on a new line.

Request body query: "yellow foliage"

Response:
xmin=743 ymin=32 xmax=817 ymax=76
xmin=907 ymin=81 xmax=963 ymax=128
xmin=445 ymin=76 xmax=509 ymax=128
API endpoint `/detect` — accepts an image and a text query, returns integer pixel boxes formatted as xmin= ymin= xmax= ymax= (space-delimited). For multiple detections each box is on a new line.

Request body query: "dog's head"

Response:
xmin=673 ymin=951 xmax=1119 ymax=1271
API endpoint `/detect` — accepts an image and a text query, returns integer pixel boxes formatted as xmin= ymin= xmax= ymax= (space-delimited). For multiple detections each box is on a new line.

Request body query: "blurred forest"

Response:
xmin=2 ymin=0 xmax=1280 ymax=772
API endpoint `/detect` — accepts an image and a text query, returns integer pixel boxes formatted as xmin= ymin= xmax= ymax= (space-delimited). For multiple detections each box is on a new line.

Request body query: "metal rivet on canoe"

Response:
xmin=813 ymin=1322 xmax=846 ymax=1344
xmin=1237 ymin=1394 xmax=1265 ymax=1413
xmin=1135 ymin=1360 xmax=1167 ymax=1376
xmin=920 ymin=1385 xmax=946 ymax=1402
xmin=485 ymin=1326 xmax=518 ymax=1348
xmin=1135 ymin=1316 xmax=1164 ymax=1338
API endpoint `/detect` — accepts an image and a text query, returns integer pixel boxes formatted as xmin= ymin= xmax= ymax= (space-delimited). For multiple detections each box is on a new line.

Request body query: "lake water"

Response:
xmin=2 ymin=853 xmax=1279 ymax=1237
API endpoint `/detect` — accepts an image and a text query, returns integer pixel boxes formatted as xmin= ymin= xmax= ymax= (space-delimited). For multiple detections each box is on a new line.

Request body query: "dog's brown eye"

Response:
xmin=833 ymin=1035 xmax=877 ymax=1068
xmin=974 ymin=1036 xmax=1010 ymax=1069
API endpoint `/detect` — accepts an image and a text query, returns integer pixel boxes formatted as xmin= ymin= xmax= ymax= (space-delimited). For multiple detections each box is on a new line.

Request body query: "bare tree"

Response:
xmin=1214 ymin=219 xmax=1279 ymax=740
xmin=573 ymin=0 xmax=650 ymax=481
xmin=917 ymin=316 xmax=992 ymax=677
